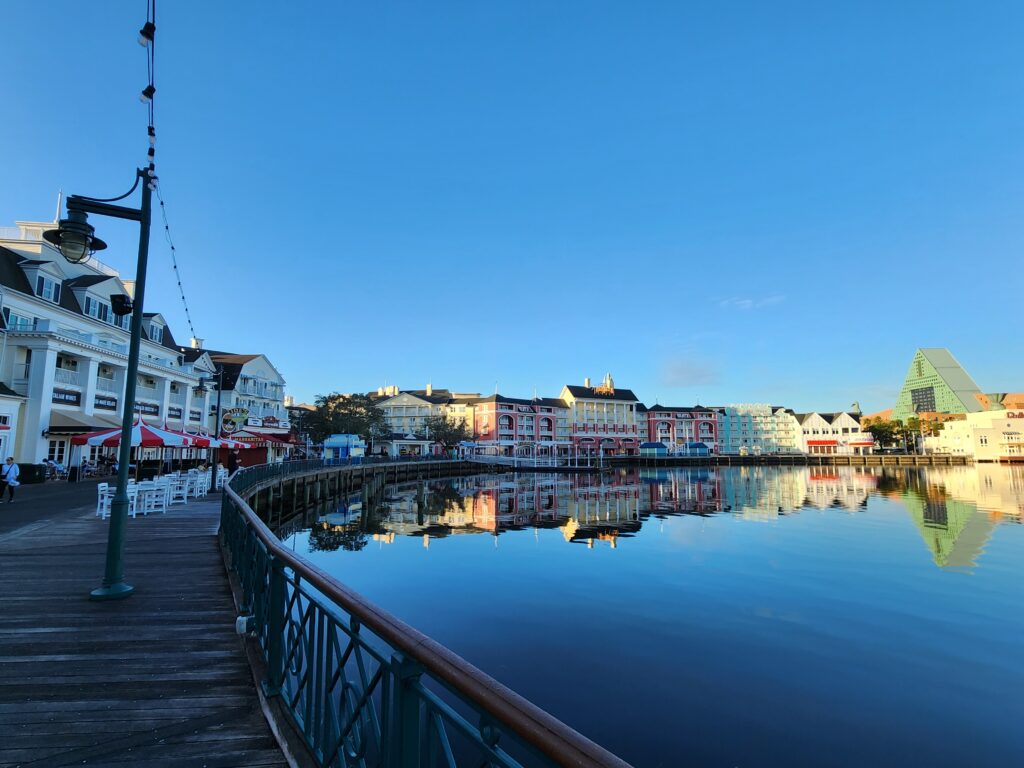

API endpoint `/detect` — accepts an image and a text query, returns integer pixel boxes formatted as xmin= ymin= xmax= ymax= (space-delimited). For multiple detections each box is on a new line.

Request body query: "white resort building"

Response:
xmin=0 ymin=218 xmax=291 ymax=465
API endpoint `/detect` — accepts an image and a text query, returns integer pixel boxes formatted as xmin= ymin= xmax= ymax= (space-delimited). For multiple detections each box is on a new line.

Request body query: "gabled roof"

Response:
xmin=65 ymin=274 xmax=117 ymax=289
xmin=534 ymin=397 xmax=568 ymax=409
xmin=563 ymin=385 xmax=640 ymax=402
xmin=0 ymin=382 xmax=25 ymax=398
xmin=142 ymin=317 xmax=181 ymax=352
xmin=0 ymin=247 xmax=190 ymax=357
xmin=795 ymin=412 xmax=859 ymax=425
xmin=175 ymin=348 xmax=279 ymax=390
xmin=0 ymin=247 xmax=34 ymax=294
xmin=646 ymin=404 xmax=717 ymax=414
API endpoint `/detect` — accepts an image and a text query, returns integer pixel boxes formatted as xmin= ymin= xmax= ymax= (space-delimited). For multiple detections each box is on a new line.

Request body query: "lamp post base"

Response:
xmin=89 ymin=582 xmax=135 ymax=601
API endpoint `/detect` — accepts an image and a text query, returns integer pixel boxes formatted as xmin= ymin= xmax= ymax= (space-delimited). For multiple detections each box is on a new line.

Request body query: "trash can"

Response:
xmin=20 ymin=464 xmax=47 ymax=484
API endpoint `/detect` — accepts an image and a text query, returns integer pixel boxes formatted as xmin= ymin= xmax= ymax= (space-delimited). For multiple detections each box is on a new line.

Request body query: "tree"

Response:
xmin=423 ymin=412 xmax=472 ymax=450
xmin=864 ymin=419 xmax=899 ymax=448
xmin=304 ymin=393 xmax=389 ymax=444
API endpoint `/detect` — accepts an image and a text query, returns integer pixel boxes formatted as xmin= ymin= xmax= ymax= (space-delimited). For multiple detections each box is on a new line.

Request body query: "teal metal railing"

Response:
xmin=221 ymin=460 xmax=630 ymax=768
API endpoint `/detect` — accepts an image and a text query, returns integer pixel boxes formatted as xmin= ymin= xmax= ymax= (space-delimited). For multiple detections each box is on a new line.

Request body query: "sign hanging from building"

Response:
xmin=168 ymin=406 xmax=183 ymax=420
xmin=52 ymin=389 xmax=82 ymax=406
xmin=222 ymin=407 xmax=249 ymax=434
xmin=94 ymin=394 xmax=117 ymax=411
xmin=189 ymin=408 xmax=202 ymax=422
xmin=134 ymin=401 xmax=160 ymax=416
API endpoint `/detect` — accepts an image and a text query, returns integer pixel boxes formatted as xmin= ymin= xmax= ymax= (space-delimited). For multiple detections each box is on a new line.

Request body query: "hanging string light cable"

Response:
xmin=156 ymin=188 xmax=198 ymax=341
xmin=138 ymin=0 xmax=198 ymax=342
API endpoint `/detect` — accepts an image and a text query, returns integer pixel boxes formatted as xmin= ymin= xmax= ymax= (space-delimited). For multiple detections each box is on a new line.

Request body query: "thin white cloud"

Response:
xmin=661 ymin=359 xmax=719 ymax=387
xmin=718 ymin=295 xmax=786 ymax=310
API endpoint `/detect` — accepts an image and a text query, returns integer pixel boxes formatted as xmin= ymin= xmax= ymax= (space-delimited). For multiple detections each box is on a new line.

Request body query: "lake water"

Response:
xmin=280 ymin=465 xmax=1024 ymax=767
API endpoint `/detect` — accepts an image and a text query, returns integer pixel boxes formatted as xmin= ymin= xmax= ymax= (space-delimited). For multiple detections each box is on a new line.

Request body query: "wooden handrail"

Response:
xmin=225 ymin=473 xmax=632 ymax=768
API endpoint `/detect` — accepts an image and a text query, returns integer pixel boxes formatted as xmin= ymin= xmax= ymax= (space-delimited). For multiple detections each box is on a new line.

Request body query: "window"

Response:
xmin=35 ymin=275 xmax=62 ymax=304
xmin=979 ymin=435 xmax=988 ymax=447
xmin=149 ymin=324 xmax=164 ymax=343
xmin=48 ymin=439 xmax=67 ymax=464
xmin=2 ymin=307 xmax=36 ymax=331
xmin=84 ymin=296 xmax=111 ymax=323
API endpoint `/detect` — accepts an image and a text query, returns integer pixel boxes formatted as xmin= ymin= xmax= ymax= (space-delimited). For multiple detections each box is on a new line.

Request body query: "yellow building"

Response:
xmin=925 ymin=408 xmax=1024 ymax=462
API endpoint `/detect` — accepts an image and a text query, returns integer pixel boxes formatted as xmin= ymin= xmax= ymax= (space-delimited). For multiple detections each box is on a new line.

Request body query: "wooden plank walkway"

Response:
xmin=0 ymin=493 xmax=287 ymax=768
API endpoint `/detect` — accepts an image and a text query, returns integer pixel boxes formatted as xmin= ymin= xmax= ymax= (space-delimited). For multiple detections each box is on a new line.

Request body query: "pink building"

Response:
xmin=465 ymin=395 xmax=571 ymax=456
xmin=644 ymin=405 xmax=720 ymax=454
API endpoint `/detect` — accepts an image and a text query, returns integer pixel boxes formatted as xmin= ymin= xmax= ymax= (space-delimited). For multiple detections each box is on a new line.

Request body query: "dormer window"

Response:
xmin=149 ymin=324 xmax=164 ymax=343
xmin=35 ymin=275 xmax=62 ymax=304
xmin=84 ymin=296 xmax=111 ymax=323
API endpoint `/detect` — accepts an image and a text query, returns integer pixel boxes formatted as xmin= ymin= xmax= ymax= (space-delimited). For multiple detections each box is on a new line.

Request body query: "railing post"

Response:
xmin=263 ymin=553 xmax=286 ymax=697
xmin=390 ymin=653 xmax=423 ymax=768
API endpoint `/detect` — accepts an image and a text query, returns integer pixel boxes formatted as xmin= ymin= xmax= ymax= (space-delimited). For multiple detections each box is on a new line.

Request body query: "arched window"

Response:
xmin=498 ymin=415 xmax=514 ymax=430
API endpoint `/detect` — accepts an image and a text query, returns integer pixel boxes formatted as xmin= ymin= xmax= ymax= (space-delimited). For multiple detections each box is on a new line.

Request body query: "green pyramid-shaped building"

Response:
xmin=892 ymin=348 xmax=983 ymax=421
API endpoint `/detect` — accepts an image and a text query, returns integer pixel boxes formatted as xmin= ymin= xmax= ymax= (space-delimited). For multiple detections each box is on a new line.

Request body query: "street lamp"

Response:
xmin=43 ymin=208 xmax=108 ymax=263
xmin=44 ymin=167 xmax=155 ymax=601
xmin=193 ymin=366 xmax=224 ymax=493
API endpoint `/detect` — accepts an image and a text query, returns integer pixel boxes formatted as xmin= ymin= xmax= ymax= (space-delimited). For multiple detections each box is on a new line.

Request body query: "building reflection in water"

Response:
xmin=299 ymin=465 xmax=1023 ymax=568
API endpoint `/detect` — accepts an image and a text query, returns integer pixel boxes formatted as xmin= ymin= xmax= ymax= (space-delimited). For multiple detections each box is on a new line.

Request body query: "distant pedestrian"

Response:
xmin=226 ymin=450 xmax=240 ymax=479
xmin=0 ymin=458 xmax=20 ymax=503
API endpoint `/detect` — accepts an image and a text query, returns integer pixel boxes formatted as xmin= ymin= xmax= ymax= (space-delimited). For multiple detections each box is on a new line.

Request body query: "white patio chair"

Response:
xmin=196 ymin=471 xmax=211 ymax=497
xmin=126 ymin=485 xmax=140 ymax=518
xmin=169 ymin=476 xmax=189 ymax=505
xmin=142 ymin=479 xmax=169 ymax=514
xmin=96 ymin=483 xmax=112 ymax=518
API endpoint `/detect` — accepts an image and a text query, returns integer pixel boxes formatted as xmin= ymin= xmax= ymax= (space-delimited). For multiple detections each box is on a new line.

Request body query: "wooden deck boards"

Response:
xmin=0 ymin=495 xmax=287 ymax=768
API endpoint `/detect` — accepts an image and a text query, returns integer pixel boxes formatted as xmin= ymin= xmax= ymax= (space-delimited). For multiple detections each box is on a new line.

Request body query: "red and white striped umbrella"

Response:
xmin=71 ymin=419 xmax=194 ymax=448
xmin=217 ymin=434 xmax=251 ymax=449
xmin=180 ymin=430 xmax=251 ymax=449
xmin=183 ymin=430 xmax=218 ymax=448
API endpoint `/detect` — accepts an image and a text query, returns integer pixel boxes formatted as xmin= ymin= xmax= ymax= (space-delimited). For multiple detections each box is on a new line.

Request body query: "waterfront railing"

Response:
xmin=222 ymin=459 xmax=631 ymax=768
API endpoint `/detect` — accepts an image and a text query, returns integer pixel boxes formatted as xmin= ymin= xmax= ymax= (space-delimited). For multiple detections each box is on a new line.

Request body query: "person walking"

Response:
xmin=226 ymin=450 xmax=240 ymax=479
xmin=0 ymin=457 xmax=20 ymax=503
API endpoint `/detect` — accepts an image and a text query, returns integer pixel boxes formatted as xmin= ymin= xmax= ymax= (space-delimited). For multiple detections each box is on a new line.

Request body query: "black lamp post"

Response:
xmin=44 ymin=168 xmax=155 ymax=601
xmin=193 ymin=366 xmax=224 ymax=492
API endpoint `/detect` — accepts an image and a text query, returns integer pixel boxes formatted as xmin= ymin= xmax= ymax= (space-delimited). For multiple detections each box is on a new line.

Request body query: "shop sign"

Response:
xmin=222 ymin=407 xmax=249 ymax=434
xmin=261 ymin=415 xmax=280 ymax=428
xmin=94 ymin=394 xmax=118 ymax=411
xmin=52 ymin=389 xmax=82 ymax=406
xmin=1009 ymin=412 xmax=1024 ymax=419
xmin=168 ymin=406 xmax=183 ymax=420
xmin=246 ymin=417 xmax=264 ymax=427
xmin=134 ymin=401 xmax=160 ymax=416
xmin=189 ymin=409 xmax=202 ymax=422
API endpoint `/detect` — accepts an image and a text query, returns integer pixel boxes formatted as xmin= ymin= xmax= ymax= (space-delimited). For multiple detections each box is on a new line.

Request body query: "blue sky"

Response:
xmin=3 ymin=1 xmax=1022 ymax=410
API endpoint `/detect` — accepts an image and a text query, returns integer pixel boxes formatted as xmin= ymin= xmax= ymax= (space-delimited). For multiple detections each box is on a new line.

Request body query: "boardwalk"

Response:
xmin=0 ymin=487 xmax=287 ymax=768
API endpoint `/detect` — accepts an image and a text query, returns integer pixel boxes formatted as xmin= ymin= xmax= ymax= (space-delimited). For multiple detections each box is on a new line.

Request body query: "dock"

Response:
xmin=0 ymin=489 xmax=287 ymax=767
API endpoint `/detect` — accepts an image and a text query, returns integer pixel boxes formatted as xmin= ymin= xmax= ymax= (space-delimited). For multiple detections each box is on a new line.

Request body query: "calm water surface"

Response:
xmin=280 ymin=465 xmax=1024 ymax=767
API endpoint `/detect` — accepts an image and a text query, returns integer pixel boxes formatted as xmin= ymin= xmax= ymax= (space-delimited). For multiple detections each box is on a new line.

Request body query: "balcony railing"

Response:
xmin=96 ymin=376 xmax=119 ymax=393
xmin=54 ymin=368 xmax=82 ymax=387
